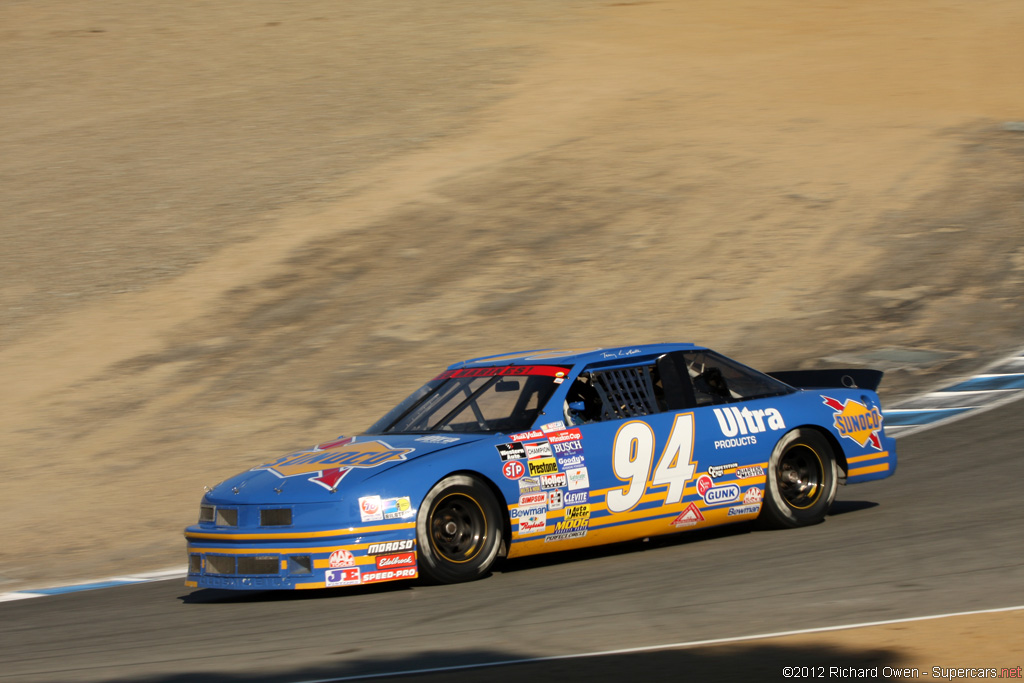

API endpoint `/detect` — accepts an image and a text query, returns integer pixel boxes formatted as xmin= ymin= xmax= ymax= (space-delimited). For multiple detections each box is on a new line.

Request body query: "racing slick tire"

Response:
xmin=416 ymin=474 xmax=503 ymax=584
xmin=759 ymin=428 xmax=838 ymax=529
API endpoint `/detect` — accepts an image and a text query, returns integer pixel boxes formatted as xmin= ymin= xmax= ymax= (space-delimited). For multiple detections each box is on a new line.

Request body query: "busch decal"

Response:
xmin=822 ymin=395 xmax=884 ymax=450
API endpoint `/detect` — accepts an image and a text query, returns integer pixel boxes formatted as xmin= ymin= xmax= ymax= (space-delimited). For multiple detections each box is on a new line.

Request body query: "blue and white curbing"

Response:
xmin=883 ymin=348 xmax=1024 ymax=437
xmin=0 ymin=568 xmax=184 ymax=602
xmin=3 ymin=349 xmax=1023 ymax=602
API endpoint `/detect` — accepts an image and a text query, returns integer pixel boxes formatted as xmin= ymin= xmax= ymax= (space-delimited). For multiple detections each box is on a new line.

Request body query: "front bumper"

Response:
xmin=184 ymin=521 xmax=418 ymax=590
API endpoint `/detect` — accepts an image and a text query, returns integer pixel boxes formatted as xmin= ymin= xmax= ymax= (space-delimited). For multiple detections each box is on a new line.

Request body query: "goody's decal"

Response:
xmin=254 ymin=438 xmax=413 ymax=490
xmin=822 ymin=395 xmax=883 ymax=450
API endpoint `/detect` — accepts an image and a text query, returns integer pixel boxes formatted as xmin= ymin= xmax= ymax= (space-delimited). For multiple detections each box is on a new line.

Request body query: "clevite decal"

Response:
xmin=822 ymin=395 xmax=884 ymax=450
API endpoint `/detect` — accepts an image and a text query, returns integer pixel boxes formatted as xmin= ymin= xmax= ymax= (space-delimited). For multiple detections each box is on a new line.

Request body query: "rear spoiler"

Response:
xmin=767 ymin=369 xmax=884 ymax=392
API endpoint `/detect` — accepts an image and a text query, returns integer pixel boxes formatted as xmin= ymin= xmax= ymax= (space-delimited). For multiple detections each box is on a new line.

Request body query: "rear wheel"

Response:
xmin=416 ymin=474 xmax=503 ymax=583
xmin=760 ymin=428 xmax=838 ymax=528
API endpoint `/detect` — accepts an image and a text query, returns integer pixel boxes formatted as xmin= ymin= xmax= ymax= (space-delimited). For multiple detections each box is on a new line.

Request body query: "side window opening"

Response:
xmin=567 ymin=364 xmax=665 ymax=424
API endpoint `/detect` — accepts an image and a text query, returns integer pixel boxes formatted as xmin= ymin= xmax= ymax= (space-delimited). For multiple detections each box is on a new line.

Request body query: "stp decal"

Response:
xmin=822 ymin=395 xmax=883 ymax=450
xmin=254 ymin=438 xmax=413 ymax=490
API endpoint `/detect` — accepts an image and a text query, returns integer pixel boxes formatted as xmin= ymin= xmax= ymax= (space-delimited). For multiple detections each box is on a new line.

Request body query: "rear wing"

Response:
xmin=767 ymin=369 xmax=883 ymax=392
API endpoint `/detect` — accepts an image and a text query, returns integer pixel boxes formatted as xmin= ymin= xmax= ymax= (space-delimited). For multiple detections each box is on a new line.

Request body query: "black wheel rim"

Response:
xmin=777 ymin=445 xmax=824 ymax=510
xmin=429 ymin=493 xmax=487 ymax=564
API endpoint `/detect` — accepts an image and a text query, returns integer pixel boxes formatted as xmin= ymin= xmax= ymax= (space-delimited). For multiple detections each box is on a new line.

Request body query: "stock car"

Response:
xmin=184 ymin=344 xmax=896 ymax=590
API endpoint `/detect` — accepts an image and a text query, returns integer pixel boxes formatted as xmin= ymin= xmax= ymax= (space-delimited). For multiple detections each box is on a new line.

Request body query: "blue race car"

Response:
xmin=185 ymin=344 xmax=896 ymax=590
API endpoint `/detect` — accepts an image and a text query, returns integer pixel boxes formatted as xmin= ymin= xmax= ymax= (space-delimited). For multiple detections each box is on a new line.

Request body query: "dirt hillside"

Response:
xmin=2 ymin=0 xmax=1023 ymax=592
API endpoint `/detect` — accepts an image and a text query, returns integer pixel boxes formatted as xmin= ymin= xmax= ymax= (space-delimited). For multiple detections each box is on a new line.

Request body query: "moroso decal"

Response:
xmin=822 ymin=395 xmax=884 ymax=450
xmin=366 ymin=540 xmax=414 ymax=555
xmin=254 ymin=438 xmax=413 ymax=491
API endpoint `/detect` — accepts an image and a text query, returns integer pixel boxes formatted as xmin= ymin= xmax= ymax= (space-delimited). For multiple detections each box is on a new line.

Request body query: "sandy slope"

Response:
xmin=1 ymin=0 xmax=1023 ymax=601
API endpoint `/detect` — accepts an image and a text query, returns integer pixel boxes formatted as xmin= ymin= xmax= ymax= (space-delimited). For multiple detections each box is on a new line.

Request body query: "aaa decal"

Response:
xmin=254 ymin=438 xmax=413 ymax=490
xmin=822 ymin=396 xmax=883 ymax=450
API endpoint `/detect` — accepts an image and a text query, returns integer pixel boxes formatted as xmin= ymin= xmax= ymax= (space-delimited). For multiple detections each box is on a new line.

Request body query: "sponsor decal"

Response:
xmin=376 ymin=552 xmax=416 ymax=570
xmin=528 ymin=456 xmax=558 ymax=477
xmin=519 ymin=512 xmax=546 ymax=535
xmin=540 ymin=472 xmax=568 ymax=489
xmin=254 ymin=438 xmax=414 ymax=491
xmin=509 ymin=429 xmax=544 ymax=442
xmin=564 ymin=490 xmax=588 ymax=505
xmin=540 ymin=420 xmax=566 ymax=433
xmin=708 ymin=463 xmax=739 ymax=478
xmin=548 ymin=489 xmax=564 ymax=510
xmin=328 ymin=549 xmax=355 ymax=568
xmin=728 ymin=504 xmax=760 ymax=516
xmin=434 ymin=365 xmax=567 ymax=380
xmin=519 ymin=492 xmax=547 ymax=507
xmin=518 ymin=476 xmax=541 ymax=493
xmin=325 ymin=567 xmax=361 ymax=587
xmin=547 ymin=428 xmax=583 ymax=444
xmin=566 ymin=467 xmax=590 ymax=491
xmin=564 ymin=504 xmax=591 ymax=521
xmin=360 ymin=567 xmax=417 ymax=584
xmin=415 ymin=435 xmax=460 ymax=444
xmin=496 ymin=442 xmax=526 ymax=461
xmin=671 ymin=502 xmax=705 ymax=527
xmin=743 ymin=487 xmax=763 ymax=504
xmin=382 ymin=496 xmax=414 ymax=520
xmin=524 ymin=441 xmax=554 ymax=458
xmin=511 ymin=504 xmax=547 ymax=520
xmin=359 ymin=495 xmax=383 ymax=522
xmin=704 ymin=484 xmax=740 ymax=506
xmin=822 ymin=395 xmax=884 ymax=450
xmin=713 ymin=406 xmax=786 ymax=438
xmin=545 ymin=517 xmax=588 ymax=542
xmin=696 ymin=475 xmax=714 ymax=497
xmin=503 ymin=459 xmax=527 ymax=480
xmin=556 ymin=453 xmax=586 ymax=470
xmin=714 ymin=436 xmax=757 ymax=449
xmin=552 ymin=439 xmax=584 ymax=457
xmin=366 ymin=539 xmax=415 ymax=555
xmin=735 ymin=466 xmax=765 ymax=479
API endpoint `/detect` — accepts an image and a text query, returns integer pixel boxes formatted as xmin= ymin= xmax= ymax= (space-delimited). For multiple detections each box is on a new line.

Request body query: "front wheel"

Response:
xmin=416 ymin=474 xmax=503 ymax=583
xmin=759 ymin=428 xmax=838 ymax=528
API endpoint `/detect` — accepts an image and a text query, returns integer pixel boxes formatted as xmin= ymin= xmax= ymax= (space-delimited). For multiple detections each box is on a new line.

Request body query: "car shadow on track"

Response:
xmin=107 ymin=641 xmax=904 ymax=683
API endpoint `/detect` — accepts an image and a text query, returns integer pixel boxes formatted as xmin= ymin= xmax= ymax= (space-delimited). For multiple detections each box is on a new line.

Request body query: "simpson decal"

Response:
xmin=822 ymin=395 xmax=884 ymax=450
xmin=519 ymin=492 xmax=547 ymax=507
xmin=254 ymin=438 xmax=413 ymax=491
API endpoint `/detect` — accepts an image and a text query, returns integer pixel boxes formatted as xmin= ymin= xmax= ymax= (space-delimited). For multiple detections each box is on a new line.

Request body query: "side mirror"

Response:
xmin=568 ymin=401 xmax=586 ymax=413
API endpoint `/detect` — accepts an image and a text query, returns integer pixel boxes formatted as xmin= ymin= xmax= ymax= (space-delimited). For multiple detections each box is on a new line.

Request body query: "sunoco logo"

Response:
xmin=822 ymin=396 xmax=883 ymax=450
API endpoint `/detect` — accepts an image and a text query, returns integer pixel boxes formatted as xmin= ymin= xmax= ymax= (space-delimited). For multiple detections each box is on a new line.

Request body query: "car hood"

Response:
xmin=203 ymin=433 xmax=488 ymax=504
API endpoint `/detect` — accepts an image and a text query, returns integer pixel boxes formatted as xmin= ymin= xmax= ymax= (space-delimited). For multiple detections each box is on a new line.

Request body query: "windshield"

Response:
xmin=366 ymin=365 xmax=569 ymax=435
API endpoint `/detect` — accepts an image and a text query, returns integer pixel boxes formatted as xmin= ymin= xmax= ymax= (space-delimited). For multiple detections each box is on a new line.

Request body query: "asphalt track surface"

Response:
xmin=3 ymin=399 xmax=1023 ymax=683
